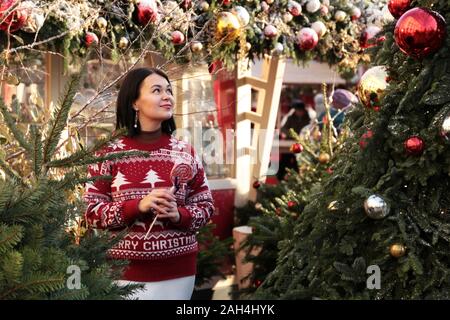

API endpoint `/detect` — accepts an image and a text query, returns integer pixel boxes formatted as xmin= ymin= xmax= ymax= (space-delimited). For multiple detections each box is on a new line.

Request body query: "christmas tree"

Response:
xmin=235 ymin=89 xmax=349 ymax=298
xmin=0 ymin=68 xmax=143 ymax=299
xmin=254 ymin=0 xmax=450 ymax=299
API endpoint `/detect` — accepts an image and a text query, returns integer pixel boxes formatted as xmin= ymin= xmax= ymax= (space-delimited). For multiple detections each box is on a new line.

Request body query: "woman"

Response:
xmin=83 ymin=67 xmax=215 ymax=300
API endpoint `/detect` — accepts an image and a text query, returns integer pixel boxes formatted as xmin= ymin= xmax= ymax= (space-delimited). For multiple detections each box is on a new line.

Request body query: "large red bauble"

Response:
xmin=296 ymin=27 xmax=319 ymax=51
xmin=388 ymin=0 xmax=411 ymax=19
xmin=394 ymin=8 xmax=446 ymax=59
xmin=0 ymin=0 xmax=27 ymax=32
xmin=136 ymin=0 xmax=159 ymax=26
xmin=404 ymin=136 xmax=424 ymax=156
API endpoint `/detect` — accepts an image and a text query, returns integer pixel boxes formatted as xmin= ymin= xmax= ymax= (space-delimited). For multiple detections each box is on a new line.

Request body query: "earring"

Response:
xmin=134 ymin=109 xmax=139 ymax=128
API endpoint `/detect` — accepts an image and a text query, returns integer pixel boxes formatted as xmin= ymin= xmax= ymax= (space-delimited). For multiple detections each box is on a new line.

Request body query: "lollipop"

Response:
xmin=144 ymin=163 xmax=193 ymax=239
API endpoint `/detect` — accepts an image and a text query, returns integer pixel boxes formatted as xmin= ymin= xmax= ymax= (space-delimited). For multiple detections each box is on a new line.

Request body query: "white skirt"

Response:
xmin=117 ymin=275 xmax=196 ymax=300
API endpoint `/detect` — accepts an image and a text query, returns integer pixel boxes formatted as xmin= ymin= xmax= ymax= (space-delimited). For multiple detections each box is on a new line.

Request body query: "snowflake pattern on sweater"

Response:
xmin=83 ymin=134 xmax=214 ymax=262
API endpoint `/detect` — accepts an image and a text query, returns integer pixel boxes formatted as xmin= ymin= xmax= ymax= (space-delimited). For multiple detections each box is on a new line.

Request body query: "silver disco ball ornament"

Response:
xmin=364 ymin=194 xmax=390 ymax=219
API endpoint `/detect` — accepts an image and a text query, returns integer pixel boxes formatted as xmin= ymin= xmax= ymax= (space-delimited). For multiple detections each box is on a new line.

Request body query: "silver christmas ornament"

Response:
xmin=364 ymin=194 xmax=390 ymax=219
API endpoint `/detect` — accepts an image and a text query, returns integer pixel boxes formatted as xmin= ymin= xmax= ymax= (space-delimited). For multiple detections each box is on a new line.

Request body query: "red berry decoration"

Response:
xmin=136 ymin=0 xmax=159 ymax=26
xmin=394 ymin=8 xmax=447 ymax=59
xmin=388 ymin=0 xmax=411 ymax=19
xmin=287 ymin=201 xmax=297 ymax=209
xmin=0 ymin=0 xmax=27 ymax=32
xmin=253 ymin=181 xmax=261 ymax=189
xmin=290 ymin=142 xmax=303 ymax=154
xmin=359 ymin=130 xmax=374 ymax=149
xmin=85 ymin=32 xmax=99 ymax=47
xmin=404 ymin=136 xmax=424 ymax=156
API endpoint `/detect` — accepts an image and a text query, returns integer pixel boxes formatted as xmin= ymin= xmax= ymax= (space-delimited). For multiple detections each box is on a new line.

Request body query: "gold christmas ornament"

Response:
xmin=119 ymin=37 xmax=129 ymax=49
xmin=190 ymin=41 xmax=203 ymax=53
xmin=244 ymin=42 xmax=251 ymax=51
xmin=334 ymin=10 xmax=347 ymax=21
xmin=215 ymin=12 xmax=241 ymax=43
xmin=358 ymin=66 xmax=388 ymax=109
xmin=96 ymin=17 xmax=108 ymax=31
xmin=390 ymin=243 xmax=406 ymax=258
xmin=318 ymin=153 xmax=330 ymax=164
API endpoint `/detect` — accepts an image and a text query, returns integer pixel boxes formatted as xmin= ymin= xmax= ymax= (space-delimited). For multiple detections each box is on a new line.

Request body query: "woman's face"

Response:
xmin=134 ymin=73 xmax=175 ymax=126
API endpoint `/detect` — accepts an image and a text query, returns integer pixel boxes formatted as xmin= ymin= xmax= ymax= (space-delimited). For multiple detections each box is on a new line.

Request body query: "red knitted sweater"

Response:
xmin=83 ymin=134 xmax=214 ymax=282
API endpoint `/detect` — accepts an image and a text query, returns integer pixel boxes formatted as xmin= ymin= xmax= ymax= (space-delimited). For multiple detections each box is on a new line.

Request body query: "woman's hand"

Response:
xmin=155 ymin=200 xmax=180 ymax=224
xmin=138 ymin=189 xmax=176 ymax=215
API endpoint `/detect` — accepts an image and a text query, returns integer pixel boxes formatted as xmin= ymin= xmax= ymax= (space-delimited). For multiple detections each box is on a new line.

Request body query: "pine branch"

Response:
xmin=0 ymin=157 xmax=24 ymax=186
xmin=0 ymin=274 xmax=66 ymax=299
xmin=0 ymin=224 xmax=23 ymax=254
xmin=30 ymin=125 xmax=43 ymax=176
xmin=0 ymin=97 xmax=32 ymax=154
xmin=42 ymin=71 xmax=83 ymax=165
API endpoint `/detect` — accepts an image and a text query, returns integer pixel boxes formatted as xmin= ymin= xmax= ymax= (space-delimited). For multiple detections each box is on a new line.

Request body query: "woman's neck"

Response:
xmin=135 ymin=127 xmax=163 ymax=144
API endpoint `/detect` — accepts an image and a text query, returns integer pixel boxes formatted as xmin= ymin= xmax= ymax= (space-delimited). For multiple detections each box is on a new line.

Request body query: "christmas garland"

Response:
xmin=1 ymin=0 xmax=390 ymax=75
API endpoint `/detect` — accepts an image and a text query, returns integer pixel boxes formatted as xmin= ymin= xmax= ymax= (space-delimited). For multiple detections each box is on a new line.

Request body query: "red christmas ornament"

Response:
xmin=171 ymin=30 xmax=185 ymax=45
xmin=359 ymin=26 xmax=382 ymax=49
xmin=275 ymin=208 xmax=282 ymax=216
xmin=296 ymin=27 xmax=319 ymax=51
xmin=404 ymin=136 xmax=424 ymax=156
xmin=288 ymin=1 xmax=302 ymax=17
xmin=290 ymin=142 xmax=303 ymax=154
xmin=254 ymin=279 xmax=263 ymax=287
xmin=326 ymin=167 xmax=333 ymax=174
xmin=394 ymin=8 xmax=447 ymax=59
xmin=136 ymin=0 xmax=159 ymax=26
xmin=320 ymin=5 xmax=329 ymax=16
xmin=264 ymin=25 xmax=278 ymax=38
xmin=388 ymin=0 xmax=411 ymax=19
xmin=222 ymin=0 xmax=232 ymax=6
xmin=85 ymin=32 xmax=99 ymax=47
xmin=253 ymin=181 xmax=261 ymax=189
xmin=287 ymin=201 xmax=297 ymax=209
xmin=0 ymin=0 xmax=27 ymax=32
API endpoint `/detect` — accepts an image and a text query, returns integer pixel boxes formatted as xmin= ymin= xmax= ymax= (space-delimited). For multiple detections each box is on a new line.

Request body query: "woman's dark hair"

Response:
xmin=116 ymin=67 xmax=176 ymax=136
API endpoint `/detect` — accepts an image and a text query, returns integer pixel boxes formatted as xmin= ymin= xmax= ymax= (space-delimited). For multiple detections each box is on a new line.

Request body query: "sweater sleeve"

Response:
xmin=83 ymin=151 xmax=142 ymax=230
xmin=173 ymin=152 xmax=215 ymax=233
